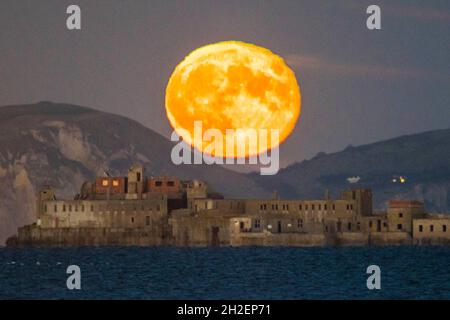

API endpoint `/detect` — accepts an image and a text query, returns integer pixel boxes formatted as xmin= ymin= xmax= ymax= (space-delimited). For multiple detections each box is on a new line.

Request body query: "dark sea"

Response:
xmin=0 ymin=246 xmax=449 ymax=300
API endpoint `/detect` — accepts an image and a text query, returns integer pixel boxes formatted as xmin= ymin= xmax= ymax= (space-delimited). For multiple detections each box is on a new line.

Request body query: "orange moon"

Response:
xmin=165 ymin=41 xmax=301 ymax=158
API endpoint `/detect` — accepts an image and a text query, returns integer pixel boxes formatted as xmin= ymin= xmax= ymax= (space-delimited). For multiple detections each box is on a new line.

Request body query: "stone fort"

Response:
xmin=7 ymin=165 xmax=450 ymax=246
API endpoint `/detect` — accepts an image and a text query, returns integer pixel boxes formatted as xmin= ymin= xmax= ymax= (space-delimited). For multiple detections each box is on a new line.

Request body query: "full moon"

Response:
xmin=165 ymin=41 xmax=301 ymax=158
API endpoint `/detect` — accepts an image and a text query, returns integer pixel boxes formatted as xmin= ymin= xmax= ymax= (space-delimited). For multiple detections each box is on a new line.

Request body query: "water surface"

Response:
xmin=1 ymin=246 xmax=449 ymax=299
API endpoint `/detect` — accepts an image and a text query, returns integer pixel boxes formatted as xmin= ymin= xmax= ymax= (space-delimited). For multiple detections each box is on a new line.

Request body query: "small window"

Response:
xmin=318 ymin=204 xmax=321 ymax=211
xmin=324 ymin=204 xmax=327 ymax=210
xmin=102 ymin=179 xmax=109 ymax=187
xmin=369 ymin=221 xmax=373 ymax=228
xmin=397 ymin=224 xmax=402 ymax=230
xmin=81 ymin=205 xmax=85 ymax=212
xmin=298 ymin=219 xmax=303 ymax=228
xmin=146 ymin=216 xmax=150 ymax=226
xmin=419 ymin=225 xmax=423 ymax=232
xmin=254 ymin=219 xmax=261 ymax=228
xmin=167 ymin=181 xmax=175 ymax=187
xmin=275 ymin=204 xmax=278 ymax=210
xmin=430 ymin=225 xmax=434 ymax=232
xmin=312 ymin=204 xmax=315 ymax=210
xmin=332 ymin=204 xmax=336 ymax=210
xmin=112 ymin=180 xmax=119 ymax=187
xmin=305 ymin=205 xmax=308 ymax=210
xmin=399 ymin=213 xmax=403 ymax=218
xmin=443 ymin=225 xmax=447 ymax=232
xmin=155 ymin=181 xmax=162 ymax=187
xmin=299 ymin=204 xmax=302 ymax=210
xmin=347 ymin=222 xmax=351 ymax=231
xmin=131 ymin=217 xmax=135 ymax=223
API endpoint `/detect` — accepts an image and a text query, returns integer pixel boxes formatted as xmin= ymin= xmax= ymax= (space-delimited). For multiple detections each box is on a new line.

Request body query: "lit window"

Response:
xmin=112 ymin=180 xmax=119 ymax=187
xmin=102 ymin=179 xmax=109 ymax=187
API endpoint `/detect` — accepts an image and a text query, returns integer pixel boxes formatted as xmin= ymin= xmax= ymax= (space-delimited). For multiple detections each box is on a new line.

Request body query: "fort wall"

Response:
xmin=7 ymin=166 xmax=450 ymax=247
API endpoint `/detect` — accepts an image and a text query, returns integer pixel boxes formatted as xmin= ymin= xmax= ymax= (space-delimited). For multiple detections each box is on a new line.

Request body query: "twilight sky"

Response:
xmin=1 ymin=0 xmax=449 ymax=169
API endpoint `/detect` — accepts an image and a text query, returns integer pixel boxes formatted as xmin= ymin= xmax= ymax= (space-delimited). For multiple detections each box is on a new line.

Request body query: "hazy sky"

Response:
xmin=1 ymin=0 xmax=449 ymax=169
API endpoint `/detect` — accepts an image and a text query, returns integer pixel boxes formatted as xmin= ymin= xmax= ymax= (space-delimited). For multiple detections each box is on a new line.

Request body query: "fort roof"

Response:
xmin=388 ymin=200 xmax=424 ymax=208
